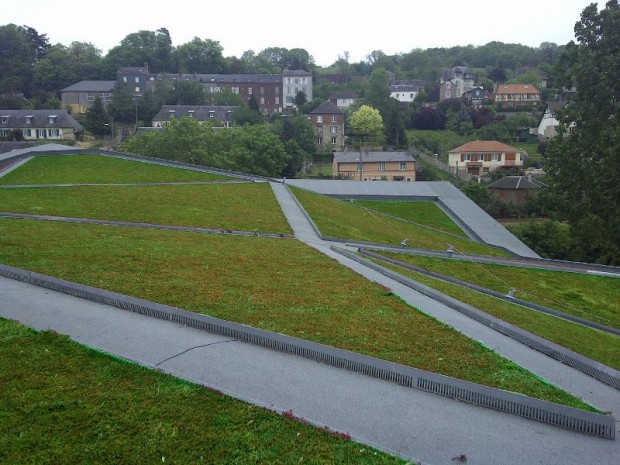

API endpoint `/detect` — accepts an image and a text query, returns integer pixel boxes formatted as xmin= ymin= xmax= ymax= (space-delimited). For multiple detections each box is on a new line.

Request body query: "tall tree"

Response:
xmin=84 ymin=95 xmax=110 ymax=136
xmin=0 ymin=24 xmax=38 ymax=94
xmin=349 ymin=105 xmax=383 ymax=144
xmin=172 ymin=37 xmax=227 ymax=73
xmin=102 ymin=29 xmax=173 ymax=77
xmin=543 ymin=0 xmax=620 ymax=264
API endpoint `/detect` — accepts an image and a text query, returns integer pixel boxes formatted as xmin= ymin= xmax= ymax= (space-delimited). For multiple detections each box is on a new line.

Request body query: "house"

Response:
xmin=332 ymin=151 xmax=416 ymax=181
xmin=61 ymin=66 xmax=312 ymax=116
xmin=439 ymin=66 xmax=475 ymax=101
xmin=488 ymin=175 xmax=546 ymax=205
xmin=152 ymin=105 xmax=237 ymax=128
xmin=536 ymin=101 xmax=576 ymax=141
xmin=448 ymin=140 xmax=525 ymax=176
xmin=389 ymin=81 xmax=420 ymax=107
xmin=328 ymin=90 xmax=359 ymax=109
xmin=0 ymin=110 xmax=84 ymax=141
xmin=494 ymin=84 xmax=540 ymax=109
xmin=463 ymin=86 xmax=490 ymax=108
xmin=309 ymin=101 xmax=345 ymax=151
xmin=60 ymin=80 xmax=116 ymax=114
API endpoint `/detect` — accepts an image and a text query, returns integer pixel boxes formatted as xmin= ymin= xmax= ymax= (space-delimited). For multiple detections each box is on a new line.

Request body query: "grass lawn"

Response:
xmin=369 ymin=255 xmax=620 ymax=370
xmin=290 ymin=187 xmax=509 ymax=257
xmin=307 ymin=162 xmax=333 ymax=177
xmin=0 ymin=182 xmax=292 ymax=234
xmin=0 ymin=154 xmax=232 ymax=184
xmin=0 ymin=319 xmax=410 ymax=465
xmin=376 ymin=253 xmax=620 ymax=331
xmin=356 ymin=200 xmax=466 ymax=237
xmin=0 ymin=218 xmax=594 ymax=411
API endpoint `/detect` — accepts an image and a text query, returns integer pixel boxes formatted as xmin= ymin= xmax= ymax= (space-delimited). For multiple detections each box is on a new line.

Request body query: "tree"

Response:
xmin=0 ymin=24 xmax=38 ymax=94
xmin=543 ymin=0 xmax=620 ymax=264
xmin=349 ymin=105 xmax=383 ymax=144
xmin=84 ymin=95 xmax=110 ymax=136
xmin=107 ymin=79 xmax=136 ymax=124
xmin=102 ymin=29 xmax=173 ymax=77
xmin=173 ymin=37 xmax=227 ymax=73
xmin=294 ymin=90 xmax=307 ymax=107
xmin=247 ymin=94 xmax=260 ymax=113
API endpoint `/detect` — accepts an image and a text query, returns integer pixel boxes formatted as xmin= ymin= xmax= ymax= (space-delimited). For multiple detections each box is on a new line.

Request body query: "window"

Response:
xmin=295 ymin=78 xmax=299 ymax=84
xmin=260 ymin=97 xmax=265 ymax=105
xmin=260 ymin=87 xmax=264 ymax=95
xmin=357 ymin=163 xmax=362 ymax=172
xmin=400 ymin=162 xmax=407 ymax=171
xmin=331 ymin=136 xmax=337 ymax=145
xmin=134 ymin=86 xmax=140 ymax=93
xmin=135 ymin=77 xmax=139 ymax=83
xmin=492 ymin=153 xmax=500 ymax=161
xmin=123 ymin=77 xmax=127 ymax=82
xmin=100 ymin=93 xmax=110 ymax=102
xmin=330 ymin=126 xmax=337 ymax=134
xmin=188 ymin=111 xmax=194 ymax=118
xmin=232 ymin=87 xmax=239 ymax=94
xmin=87 ymin=93 xmax=94 ymax=102
xmin=49 ymin=128 xmax=59 ymax=137
xmin=0 ymin=116 xmax=8 ymax=124
xmin=275 ymin=97 xmax=279 ymax=105
xmin=317 ymin=115 xmax=323 ymax=123
xmin=331 ymin=114 xmax=337 ymax=122
xmin=248 ymin=87 xmax=252 ymax=94
xmin=378 ymin=162 xmax=385 ymax=172
xmin=25 ymin=116 xmax=33 ymax=125
xmin=149 ymin=76 xmax=155 ymax=81
xmin=317 ymin=137 xmax=322 ymax=145
xmin=209 ymin=111 xmax=215 ymax=118
xmin=24 ymin=129 xmax=31 ymax=137
xmin=446 ymin=90 xmax=451 ymax=98
xmin=275 ymin=86 xmax=280 ymax=94
xmin=0 ymin=129 xmax=9 ymax=136
xmin=287 ymin=86 xmax=291 ymax=94
xmin=48 ymin=115 xmax=57 ymax=124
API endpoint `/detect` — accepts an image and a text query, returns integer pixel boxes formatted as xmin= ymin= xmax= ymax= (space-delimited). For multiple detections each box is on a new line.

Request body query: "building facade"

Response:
xmin=152 ymin=105 xmax=237 ymax=127
xmin=448 ymin=140 xmax=524 ymax=176
xmin=0 ymin=110 xmax=84 ymax=141
xmin=309 ymin=101 xmax=345 ymax=152
xmin=494 ymin=84 xmax=541 ymax=108
xmin=333 ymin=151 xmax=416 ymax=181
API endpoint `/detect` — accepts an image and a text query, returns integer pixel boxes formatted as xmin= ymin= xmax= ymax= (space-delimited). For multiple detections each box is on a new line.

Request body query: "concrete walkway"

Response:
xmin=1 ymin=171 xmax=619 ymax=464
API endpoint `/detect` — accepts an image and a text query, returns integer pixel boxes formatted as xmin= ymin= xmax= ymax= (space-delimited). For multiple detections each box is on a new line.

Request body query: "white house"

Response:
xmin=448 ymin=140 xmax=524 ymax=176
xmin=0 ymin=109 xmax=84 ymax=141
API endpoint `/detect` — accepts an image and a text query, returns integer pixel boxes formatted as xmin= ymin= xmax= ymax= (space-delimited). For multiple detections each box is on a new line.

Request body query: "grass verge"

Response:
xmin=0 ymin=154 xmax=232 ymax=184
xmin=0 ymin=318 xmax=410 ymax=465
xmin=290 ymin=187 xmax=508 ymax=257
xmin=0 ymin=183 xmax=292 ymax=234
xmin=0 ymin=218 xmax=594 ymax=411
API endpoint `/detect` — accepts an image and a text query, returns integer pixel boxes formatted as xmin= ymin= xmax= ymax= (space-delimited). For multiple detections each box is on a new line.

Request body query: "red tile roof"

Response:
xmin=449 ymin=140 xmax=521 ymax=153
xmin=495 ymin=84 xmax=540 ymax=94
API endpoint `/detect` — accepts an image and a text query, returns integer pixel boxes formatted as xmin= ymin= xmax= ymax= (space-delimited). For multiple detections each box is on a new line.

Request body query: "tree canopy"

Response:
xmin=349 ymin=105 xmax=383 ymax=142
xmin=543 ymin=0 xmax=620 ymax=264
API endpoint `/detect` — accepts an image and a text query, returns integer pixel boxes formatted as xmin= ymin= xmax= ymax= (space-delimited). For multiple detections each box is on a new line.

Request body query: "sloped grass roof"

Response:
xmin=290 ymin=187 xmax=508 ymax=257
xmin=0 ymin=218 xmax=593 ymax=411
xmin=0 ymin=154 xmax=233 ymax=184
xmin=0 ymin=182 xmax=292 ymax=234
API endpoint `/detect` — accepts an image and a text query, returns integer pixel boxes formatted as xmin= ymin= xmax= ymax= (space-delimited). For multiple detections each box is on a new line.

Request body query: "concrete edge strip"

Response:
xmin=0 ymin=212 xmax=294 ymax=239
xmin=358 ymin=248 xmax=620 ymax=337
xmin=0 ymin=156 xmax=33 ymax=178
xmin=0 ymin=180 xmax=254 ymax=189
xmin=333 ymin=246 xmax=620 ymax=392
xmin=0 ymin=262 xmax=614 ymax=440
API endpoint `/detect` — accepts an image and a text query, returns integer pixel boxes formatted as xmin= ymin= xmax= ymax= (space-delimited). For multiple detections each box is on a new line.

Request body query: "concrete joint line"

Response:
xmin=155 ymin=339 xmax=237 ymax=367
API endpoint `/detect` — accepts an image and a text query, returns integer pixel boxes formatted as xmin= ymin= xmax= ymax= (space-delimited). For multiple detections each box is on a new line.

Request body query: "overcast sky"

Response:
xmin=4 ymin=0 xmax=601 ymax=67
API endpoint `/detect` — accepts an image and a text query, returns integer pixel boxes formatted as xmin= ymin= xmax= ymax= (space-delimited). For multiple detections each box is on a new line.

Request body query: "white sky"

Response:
xmin=4 ymin=0 xmax=601 ymax=67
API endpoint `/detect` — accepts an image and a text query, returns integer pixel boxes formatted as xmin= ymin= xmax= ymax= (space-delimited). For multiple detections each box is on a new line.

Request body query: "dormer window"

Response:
xmin=209 ymin=111 xmax=215 ymax=118
xmin=168 ymin=110 xmax=176 ymax=118
xmin=1 ymin=115 xmax=9 ymax=124
xmin=48 ymin=115 xmax=57 ymax=125
xmin=25 ymin=115 xmax=33 ymax=125
xmin=188 ymin=110 xmax=194 ymax=118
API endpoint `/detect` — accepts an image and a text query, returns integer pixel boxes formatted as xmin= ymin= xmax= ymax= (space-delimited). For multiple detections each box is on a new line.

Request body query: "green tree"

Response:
xmin=172 ymin=37 xmax=227 ymax=73
xmin=107 ymin=79 xmax=136 ymax=124
xmin=349 ymin=105 xmax=383 ymax=144
xmin=543 ymin=0 xmax=620 ymax=264
xmin=247 ymin=94 xmax=260 ymax=113
xmin=84 ymin=95 xmax=110 ymax=136
xmin=102 ymin=29 xmax=173 ymax=77
xmin=0 ymin=24 xmax=39 ymax=94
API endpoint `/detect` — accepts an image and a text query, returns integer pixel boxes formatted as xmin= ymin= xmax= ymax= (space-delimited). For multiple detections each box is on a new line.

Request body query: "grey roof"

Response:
xmin=489 ymin=176 xmax=546 ymax=190
xmin=285 ymin=179 xmax=540 ymax=258
xmin=329 ymin=90 xmax=359 ymax=99
xmin=0 ymin=143 xmax=82 ymax=163
xmin=0 ymin=110 xmax=84 ymax=132
xmin=334 ymin=152 xmax=415 ymax=163
xmin=173 ymin=74 xmax=283 ymax=84
xmin=310 ymin=100 xmax=345 ymax=114
xmin=152 ymin=105 xmax=237 ymax=122
xmin=283 ymin=69 xmax=312 ymax=76
xmin=60 ymin=80 xmax=116 ymax=92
